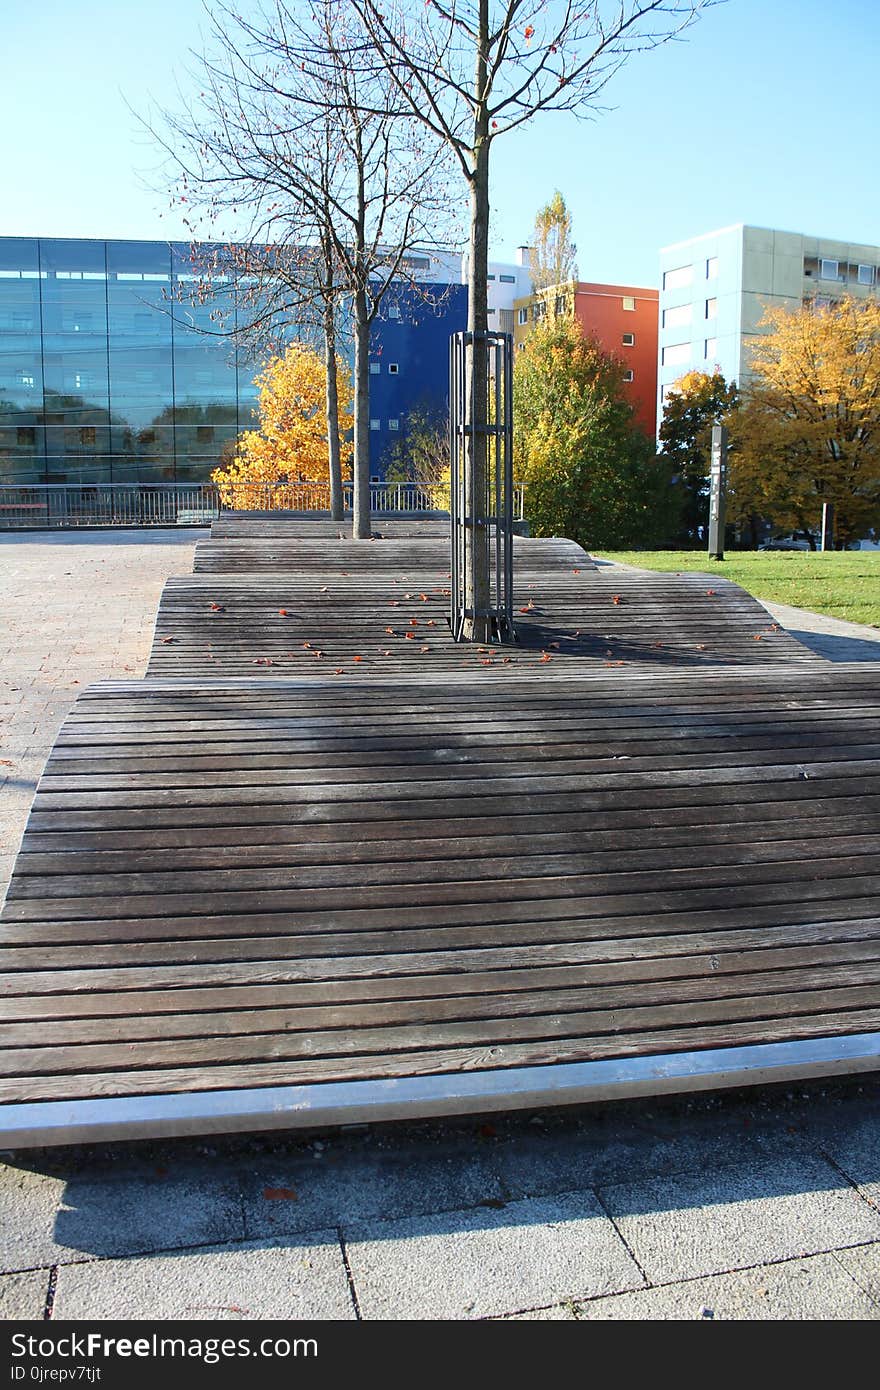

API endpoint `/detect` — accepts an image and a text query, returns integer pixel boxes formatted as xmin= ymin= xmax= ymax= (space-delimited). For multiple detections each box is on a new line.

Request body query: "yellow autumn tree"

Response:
xmin=212 ymin=342 xmax=353 ymax=510
xmin=730 ymin=296 xmax=880 ymax=545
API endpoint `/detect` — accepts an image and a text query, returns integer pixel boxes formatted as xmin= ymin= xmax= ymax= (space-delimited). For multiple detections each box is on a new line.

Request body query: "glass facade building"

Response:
xmin=0 ymin=236 xmax=468 ymax=486
xmin=0 ymin=237 xmax=261 ymax=485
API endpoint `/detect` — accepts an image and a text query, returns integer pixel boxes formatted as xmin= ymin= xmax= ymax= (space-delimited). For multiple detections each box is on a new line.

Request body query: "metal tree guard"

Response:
xmin=449 ymin=330 xmax=515 ymax=642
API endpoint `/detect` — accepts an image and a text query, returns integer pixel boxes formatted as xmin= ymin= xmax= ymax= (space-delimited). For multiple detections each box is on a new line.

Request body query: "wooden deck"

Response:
xmin=1 ymin=520 xmax=878 ymax=1146
xmin=150 ymin=534 xmax=815 ymax=677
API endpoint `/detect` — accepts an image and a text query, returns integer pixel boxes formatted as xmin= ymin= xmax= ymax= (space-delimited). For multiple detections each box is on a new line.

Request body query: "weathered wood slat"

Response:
xmin=1 ymin=522 xmax=878 ymax=1135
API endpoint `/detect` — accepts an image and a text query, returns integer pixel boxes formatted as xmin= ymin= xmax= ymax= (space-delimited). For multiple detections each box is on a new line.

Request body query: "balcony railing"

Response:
xmin=0 ymin=480 xmax=527 ymax=528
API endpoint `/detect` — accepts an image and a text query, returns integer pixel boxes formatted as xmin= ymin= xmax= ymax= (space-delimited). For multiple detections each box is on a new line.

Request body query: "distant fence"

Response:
xmin=0 ymin=480 xmax=526 ymax=529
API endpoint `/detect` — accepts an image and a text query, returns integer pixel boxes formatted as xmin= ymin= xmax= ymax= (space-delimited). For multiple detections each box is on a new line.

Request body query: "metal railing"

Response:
xmin=0 ymin=479 xmax=526 ymax=528
xmin=0 ymin=484 xmax=219 ymax=529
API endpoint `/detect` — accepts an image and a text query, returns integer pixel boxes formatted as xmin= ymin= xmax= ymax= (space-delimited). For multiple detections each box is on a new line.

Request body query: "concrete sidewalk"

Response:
xmin=1 ymin=530 xmax=878 ymax=1321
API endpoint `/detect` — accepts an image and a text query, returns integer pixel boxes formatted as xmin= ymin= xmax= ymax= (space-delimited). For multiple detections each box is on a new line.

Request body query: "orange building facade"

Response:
xmin=513 ymin=280 xmax=659 ymax=437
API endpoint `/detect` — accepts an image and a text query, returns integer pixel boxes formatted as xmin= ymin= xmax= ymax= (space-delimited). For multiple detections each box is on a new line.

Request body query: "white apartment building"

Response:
xmin=657 ymin=223 xmax=880 ymax=430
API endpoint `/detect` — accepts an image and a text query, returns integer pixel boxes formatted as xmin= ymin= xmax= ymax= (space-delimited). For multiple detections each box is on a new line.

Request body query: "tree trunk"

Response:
xmin=352 ymin=289 xmax=372 ymax=539
xmin=323 ymin=306 xmax=344 ymax=522
xmin=461 ymin=6 xmax=491 ymax=641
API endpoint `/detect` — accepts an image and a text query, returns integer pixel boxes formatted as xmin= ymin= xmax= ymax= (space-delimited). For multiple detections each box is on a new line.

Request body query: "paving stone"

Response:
xmin=808 ymin=1110 xmax=880 ymax=1205
xmin=52 ymin=1234 xmax=354 ymax=1320
xmin=576 ymin=1253 xmax=880 ymax=1320
xmin=835 ymin=1242 xmax=880 ymax=1306
xmin=0 ymin=1160 xmax=244 ymax=1270
xmin=494 ymin=1112 xmax=803 ymax=1199
xmin=345 ymin=1191 xmax=643 ymax=1320
xmin=240 ymin=1146 xmax=505 ymax=1238
xmin=500 ymin=1302 xmax=578 ymax=1320
xmin=0 ymin=1269 xmax=51 ymax=1319
xmin=601 ymin=1151 xmax=880 ymax=1284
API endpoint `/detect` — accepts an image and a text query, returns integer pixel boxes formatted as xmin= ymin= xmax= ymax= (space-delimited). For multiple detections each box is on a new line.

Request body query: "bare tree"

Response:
xmin=345 ymin=0 xmax=716 ymax=635
xmin=148 ymin=0 xmax=458 ymax=535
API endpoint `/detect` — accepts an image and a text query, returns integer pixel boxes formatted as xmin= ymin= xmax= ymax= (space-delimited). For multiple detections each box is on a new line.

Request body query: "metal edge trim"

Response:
xmin=2 ymin=1032 xmax=880 ymax=1149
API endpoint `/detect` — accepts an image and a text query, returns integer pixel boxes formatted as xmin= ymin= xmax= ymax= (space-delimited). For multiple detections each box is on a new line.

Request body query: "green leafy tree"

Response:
xmin=515 ymin=318 xmax=679 ymax=548
xmin=659 ymin=369 xmax=738 ymax=540
xmin=530 ymin=191 xmax=578 ymax=292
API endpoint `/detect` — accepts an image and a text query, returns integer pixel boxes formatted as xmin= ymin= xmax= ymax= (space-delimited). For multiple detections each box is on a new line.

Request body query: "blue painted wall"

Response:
xmin=365 ymin=281 xmax=467 ymax=480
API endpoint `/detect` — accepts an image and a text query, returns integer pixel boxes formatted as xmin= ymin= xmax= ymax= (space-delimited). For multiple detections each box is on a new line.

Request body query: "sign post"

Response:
xmin=707 ymin=424 xmax=728 ymax=561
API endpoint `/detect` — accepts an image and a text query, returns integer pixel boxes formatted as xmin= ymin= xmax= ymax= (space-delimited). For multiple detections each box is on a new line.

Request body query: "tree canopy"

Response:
xmin=212 ymin=343 xmax=353 ymax=510
xmin=730 ymin=296 xmax=880 ymax=546
xmin=514 ymin=318 xmax=679 ymax=549
xmin=659 ymin=369 xmax=739 ymax=538
xmin=530 ymin=191 xmax=578 ymax=292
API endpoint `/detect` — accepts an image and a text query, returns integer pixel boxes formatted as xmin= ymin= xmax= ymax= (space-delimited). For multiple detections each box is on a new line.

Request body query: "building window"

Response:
xmin=517 ymin=307 xmax=528 ymax=325
xmin=662 ymin=303 xmax=692 ymax=330
xmin=17 ymin=371 xmax=35 ymax=388
xmin=73 ymin=372 xmax=91 ymax=390
xmin=17 ymin=427 xmax=36 ymax=446
xmin=622 ymin=369 xmax=634 ymax=383
xmin=706 ymin=256 xmax=719 ymax=280
xmin=196 ymin=425 xmax=214 ymax=443
xmin=622 ymin=332 xmax=635 ymax=347
xmin=487 ymin=274 xmax=496 ymax=281
xmin=369 ymin=362 xmax=380 ymax=375
xmin=487 ymin=307 xmax=496 ymax=315
xmin=369 ymin=418 xmax=380 ymax=431
xmin=705 ymin=338 xmax=718 ymax=360
xmin=554 ymin=294 xmax=567 ymax=316
xmin=370 ymin=474 xmax=380 ymax=483
xmin=705 ymin=298 xmax=718 ymax=320
xmin=819 ymin=258 xmax=839 ymax=282
xmin=388 ymin=418 xmax=399 ymax=431
xmin=663 ymin=265 xmax=692 ymax=292
xmin=388 ymin=362 xmax=399 ymax=374
xmin=662 ymin=342 xmax=691 ymax=367
xmin=402 ymin=255 xmax=429 ymax=270
xmin=858 ymin=264 xmax=876 ymax=286
xmin=622 ymin=295 xmax=636 ymax=311
xmin=499 ymin=274 xmax=516 ymax=283
xmin=388 ymin=306 xmax=401 ymax=319
xmin=79 ymin=427 xmax=96 ymax=446
xmin=533 ymin=300 xmax=546 ymax=320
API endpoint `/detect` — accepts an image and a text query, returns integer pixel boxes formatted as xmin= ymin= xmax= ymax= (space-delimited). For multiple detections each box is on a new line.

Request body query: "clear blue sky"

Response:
xmin=3 ymin=0 xmax=877 ymax=287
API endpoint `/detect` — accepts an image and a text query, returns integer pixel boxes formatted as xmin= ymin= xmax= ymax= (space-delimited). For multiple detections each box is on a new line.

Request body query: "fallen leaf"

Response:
xmin=279 ymin=609 xmax=290 ymax=617
xmin=753 ymin=634 xmax=763 ymax=641
xmin=540 ymin=652 xmax=552 ymax=663
xmin=385 ymin=627 xmax=395 ymax=634
xmin=480 ymin=659 xmax=494 ymax=666
xmin=263 ymin=1187 xmax=298 ymax=1201
xmin=611 ymin=595 xmax=621 ymax=605
xmin=161 ymin=636 xmax=175 ymax=644
xmin=334 ymin=668 xmax=344 ymax=675
xmin=353 ymin=655 xmax=363 ymax=662
xmin=210 ymin=603 xmax=225 ymax=612
xmin=320 ymin=586 xmax=328 ymax=592
xmin=706 ymin=589 xmax=716 ymax=596
xmin=572 ymin=568 xmax=580 ymax=574
xmin=419 ymin=593 xmax=428 ymax=601
xmin=426 ymin=619 xmax=437 ymax=627
xmin=302 ymin=641 xmax=311 ymax=649
xmin=314 ymin=650 xmax=324 ymax=659
xmin=405 ymin=632 xmax=415 ymax=640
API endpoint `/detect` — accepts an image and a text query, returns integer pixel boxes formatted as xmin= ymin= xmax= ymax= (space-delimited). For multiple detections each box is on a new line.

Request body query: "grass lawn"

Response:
xmin=594 ymin=549 xmax=880 ymax=629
